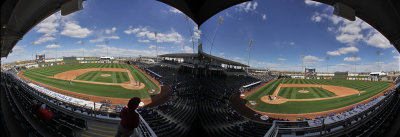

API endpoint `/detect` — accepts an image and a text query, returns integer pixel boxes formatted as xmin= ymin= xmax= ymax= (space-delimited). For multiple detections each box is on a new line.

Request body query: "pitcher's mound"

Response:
xmin=101 ymin=74 xmax=111 ymax=77
xmin=298 ymin=90 xmax=309 ymax=93
xmin=261 ymin=96 xmax=287 ymax=104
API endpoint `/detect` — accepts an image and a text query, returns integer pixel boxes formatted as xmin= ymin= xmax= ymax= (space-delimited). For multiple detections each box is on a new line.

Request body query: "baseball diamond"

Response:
xmin=18 ymin=63 xmax=161 ymax=105
xmin=75 ymin=71 xmax=130 ymax=84
xmin=244 ymin=78 xmax=393 ymax=120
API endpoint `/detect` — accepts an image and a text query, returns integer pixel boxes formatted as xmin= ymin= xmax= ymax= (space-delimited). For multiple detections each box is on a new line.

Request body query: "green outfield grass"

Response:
xmin=75 ymin=71 xmax=130 ymax=83
xmin=246 ymin=78 xmax=392 ymax=114
xmin=278 ymin=87 xmax=336 ymax=99
xmin=21 ymin=63 xmax=159 ymax=99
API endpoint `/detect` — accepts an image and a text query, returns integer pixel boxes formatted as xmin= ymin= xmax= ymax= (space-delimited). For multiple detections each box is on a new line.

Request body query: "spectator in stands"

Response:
xmin=36 ymin=104 xmax=53 ymax=121
xmin=115 ymin=97 xmax=141 ymax=137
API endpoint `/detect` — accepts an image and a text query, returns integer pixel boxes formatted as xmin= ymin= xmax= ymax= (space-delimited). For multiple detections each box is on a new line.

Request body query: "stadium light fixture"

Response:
xmin=325 ymin=57 xmax=330 ymax=73
xmin=301 ymin=56 xmax=305 ymax=74
xmin=353 ymin=55 xmax=357 ymax=73
xmin=247 ymin=39 xmax=253 ymax=73
xmin=105 ymin=41 xmax=109 ymax=57
xmin=55 ymin=42 xmax=58 ymax=60
xmin=154 ymin=31 xmax=158 ymax=62
xmin=209 ymin=16 xmax=223 ymax=55
xmin=80 ymin=41 xmax=85 ymax=58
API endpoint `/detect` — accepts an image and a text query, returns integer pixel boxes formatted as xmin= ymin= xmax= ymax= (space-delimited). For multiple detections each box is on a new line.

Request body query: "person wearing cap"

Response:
xmin=115 ymin=97 xmax=141 ymax=137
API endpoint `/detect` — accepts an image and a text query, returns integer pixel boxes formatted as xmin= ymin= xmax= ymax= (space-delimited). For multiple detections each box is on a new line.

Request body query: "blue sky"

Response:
xmin=2 ymin=0 xmax=399 ymax=72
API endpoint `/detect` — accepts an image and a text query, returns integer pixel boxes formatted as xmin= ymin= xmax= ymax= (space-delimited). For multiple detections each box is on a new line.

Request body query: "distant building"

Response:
xmin=100 ymin=56 xmax=114 ymax=61
xmin=334 ymin=72 xmax=348 ymax=76
xmin=63 ymin=56 xmax=77 ymax=60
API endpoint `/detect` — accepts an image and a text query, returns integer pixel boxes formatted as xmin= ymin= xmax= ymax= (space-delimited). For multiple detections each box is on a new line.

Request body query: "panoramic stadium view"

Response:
xmin=1 ymin=0 xmax=400 ymax=137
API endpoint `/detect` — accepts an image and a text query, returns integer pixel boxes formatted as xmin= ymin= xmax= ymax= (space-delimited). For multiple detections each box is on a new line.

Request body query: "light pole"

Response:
xmin=301 ymin=56 xmax=305 ymax=75
xmin=105 ymin=41 xmax=109 ymax=57
xmin=184 ymin=15 xmax=196 ymax=53
xmin=210 ymin=16 xmax=223 ymax=55
xmin=325 ymin=57 xmax=330 ymax=73
xmin=81 ymin=41 xmax=85 ymax=59
xmin=247 ymin=39 xmax=253 ymax=73
xmin=353 ymin=55 xmax=357 ymax=73
xmin=154 ymin=31 xmax=158 ymax=62
xmin=55 ymin=42 xmax=58 ymax=61
xmin=31 ymin=41 xmax=35 ymax=61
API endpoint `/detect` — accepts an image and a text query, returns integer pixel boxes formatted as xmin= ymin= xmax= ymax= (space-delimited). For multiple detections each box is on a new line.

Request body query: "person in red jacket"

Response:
xmin=36 ymin=104 xmax=52 ymax=121
xmin=115 ymin=97 xmax=141 ymax=137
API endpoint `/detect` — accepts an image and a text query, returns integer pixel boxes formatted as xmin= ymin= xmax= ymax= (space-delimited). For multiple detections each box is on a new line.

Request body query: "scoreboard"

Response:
xmin=36 ymin=54 xmax=45 ymax=63
xmin=305 ymin=68 xmax=316 ymax=76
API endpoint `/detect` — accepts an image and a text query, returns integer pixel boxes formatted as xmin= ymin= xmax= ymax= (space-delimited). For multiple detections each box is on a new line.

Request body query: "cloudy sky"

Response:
xmin=2 ymin=0 xmax=399 ymax=72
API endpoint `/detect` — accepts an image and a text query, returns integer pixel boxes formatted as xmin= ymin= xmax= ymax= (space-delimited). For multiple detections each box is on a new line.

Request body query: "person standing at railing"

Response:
xmin=115 ymin=97 xmax=141 ymax=137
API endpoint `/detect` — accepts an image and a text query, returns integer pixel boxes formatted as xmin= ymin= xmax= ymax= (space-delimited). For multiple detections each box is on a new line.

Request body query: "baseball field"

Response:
xmin=245 ymin=78 xmax=393 ymax=119
xmin=20 ymin=63 xmax=160 ymax=101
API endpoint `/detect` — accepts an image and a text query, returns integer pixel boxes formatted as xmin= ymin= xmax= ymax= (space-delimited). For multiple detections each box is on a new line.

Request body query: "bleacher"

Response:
xmin=136 ymin=63 xmax=272 ymax=136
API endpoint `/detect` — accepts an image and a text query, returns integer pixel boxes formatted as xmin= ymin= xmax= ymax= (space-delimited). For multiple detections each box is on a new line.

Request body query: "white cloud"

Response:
xmin=278 ymin=58 xmax=287 ymax=61
xmin=35 ymin=15 xmax=60 ymax=36
xmin=76 ymin=41 xmax=84 ymax=45
xmin=138 ymin=39 xmax=150 ymax=43
xmin=289 ymin=42 xmax=295 ymax=45
xmin=301 ymin=55 xmax=324 ymax=67
xmin=124 ymin=26 xmax=140 ymax=34
xmin=235 ymin=1 xmax=258 ymax=13
xmin=327 ymin=46 xmax=359 ymax=56
xmin=311 ymin=13 xmax=322 ymax=22
xmin=32 ymin=13 xmax=61 ymax=44
xmin=328 ymin=61 xmax=399 ymax=72
xmin=96 ymin=45 xmax=107 ymax=48
xmin=312 ymin=11 xmax=392 ymax=49
xmin=89 ymin=36 xmax=120 ymax=43
xmin=327 ymin=51 xmax=341 ymax=56
xmin=32 ymin=36 xmax=56 ymax=45
xmin=105 ymin=27 xmax=117 ymax=34
xmin=305 ymin=0 xmax=322 ymax=6
xmin=192 ymin=27 xmax=201 ymax=42
xmin=393 ymin=56 xmax=400 ymax=59
xmin=302 ymin=55 xmax=324 ymax=62
xmin=60 ymin=22 xmax=92 ymax=38
xmin=218 ymin=52 xmax=225 ymax=57
xmin=344 ymin=56 xmax=361 ymax=62
xmin=10 ymin=45 xmax=27 ymax=56
xmin=169 ymin=7 xmax=182 ymax=14
xmin=148 ymin=45 xmax=156 ymax=49
xmin=182 ymin=46 xmax=193 ymax=53
xmin=34 ymin=46 xmax=170 ymax=59
xmin=1 ymin=45 xmax=31 ymax=63
xmin=262 ymin=14 xmax=267 ymax=20
xmin=335 ymin=33 xmax=363 ymax=44
xmin=365 ymin=31 xmax=392 ymax=49
xmin=124 ymin=26 xmax=184 ymax=43
xmin=392 ymin=50 xmax=398 ymax=54
xmin=46 ymin=44 xmax=61 ymax=49
xmin=233 ymin=57 xmax=245 ymax=62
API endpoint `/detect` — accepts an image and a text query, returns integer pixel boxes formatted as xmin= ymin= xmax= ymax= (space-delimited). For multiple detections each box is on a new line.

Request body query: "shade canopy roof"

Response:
xmin=157 ymin=0 xmax=251 ymax=27
xmin=159 ymin=52 xmax=249 ymax=67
